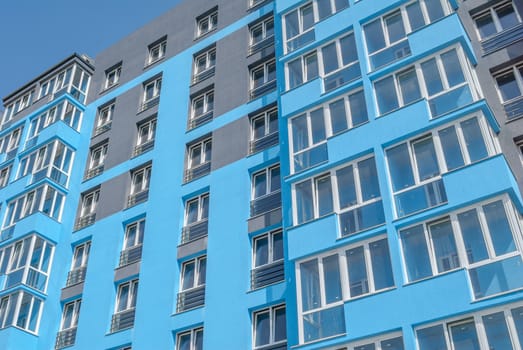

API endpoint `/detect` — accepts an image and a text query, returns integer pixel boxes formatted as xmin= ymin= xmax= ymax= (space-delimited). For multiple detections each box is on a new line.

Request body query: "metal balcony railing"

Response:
xmin=184 ymin=162 xmax=211 ymax=183
xmin=66 ymin=266 xmax=87 ymax=286
xmin=181 ymin=220 xmax=208 ymax=244
xmin=249 ymin=36 xmax=274 ymax=55
xmin=250 ymin=190 xmax=281 ymax=217
xmin=192 ymin=67 xmax=215 ymax=84
xmin=85 ymin=165 xmax=104 ymax=179
xmin=188 ymin=111 xmax=213 ymax=130
xmin=177 ymin=285 xmax=205 ymax=312
xmin=55 ymin=327 xmax=77 ymax=349
xmin=504 ymin=96 xmax=523 ymax=121
xmin=249 ymin=132 xmax=279 ymax=154
xmin=93 ymin=121 xmax=112 ymax=136
xmin=249 ymin=80 xmax=276 ymax=100
xmin=119 ymin=245 xmax=143 ymax=267
xmin=251 ymin=260 xmax=284 ymax=289
xmin=482 ymin=23 xmax=523 ymax=55
xmin=133 ymin=139 xmax=155 ymax=157
xmin=139 ymin=96 xmax=160 ymax=112
xmin=110 ymin=308 xmax=136 ymax=333
xmin=127 ymin=189 xmax=149 ymax=208
xmin=74 ymin=213 xmax=96 ymax=230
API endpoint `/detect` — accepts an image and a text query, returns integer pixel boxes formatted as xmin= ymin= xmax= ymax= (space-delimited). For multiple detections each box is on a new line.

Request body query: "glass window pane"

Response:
xmin=322 ymin=43 xmax=339 ymax=74
xmin=195 ymin=329 xmax=204 ymax=350
xmin=511 ymin=306 xmax=523 ymax=343
xmin=355 ymin=344 xmax=375 ymax=350
xmin=316 ymin=176 xmax=333 ymax=216
xmin=381 ymin=336 xmax=404 ymax=350
xmin=255 ymin=311 xmax=270 ymax=346
xmin=387 ymin=143 xmax=415 ymax=191
xmin=438 ymin=126 xmax=465 ymax=170
xmin=117 ymin=284 xmax=129 ymax=311
xmin=310 ymin=108 xmax=326 ymax=143
xmin=476 ymin=13 xmax=496 ymax=39
xmin=305 ymin=53 xmax=319 ymax=81
xmin=401 ymin=225 xmax=433 ymax=281
xmin=358 ymin=157 xmax=380 ymax=201
xmin=270 ymin=167 xmax=281 ymax=192
xmin=413 ymin=137 xmax=440 ymax=181
xmin=482 ymin=312 xmax=513 ymax=350
xmin=421 ymin=58 xmax=444 ymax=95
xmin=336 ymin=165 xmax=357 ymax=208
xmin=429 ymin=219 xmax=460 ymax=273
xmin=301 ymin=4 xmax=315 ymax=32
xmin=497 ymin=4 xmax=519 ymax=30
xmin=482 ymin=201 xmax=515 ymax=256
xmin=449 ymin=320 xmax=480 ymax=350
xmin=407 ymin=2 xmax=426 ymax=31
xmin=365 ymin=19 xmax=386 ymax=53
xmin=417 ymin=325 xmax=447 ymax=350
xmin=292 ymin=114 xmax=309 ymax=152
xmin=296 ymin=180 xmax=314 ymax=223
xmin=398 ymin=68 xmax=421 ymax=104
xmin=441 ymin=50 xmax=465 ymax=87
xmin=317 ymin=0 xmax=332 ymax=20
xmin=370 ymin=239 xmax=394 ymax=290
xmin=340 ymin=33 xmax=358 ymax=66
xmin=285 ymin=11 xmax=299 ymax=39
xmin=323 ymin=254 xmax=342 ymax=304
xmin=457 ymin=209 xmax=489 ymax=264
xmin=349 ymin=90 xmax=368 ymax=127
xmin=496 ymin=70 xmax=520 ymax=101
xmin=346 ymin=246 xmax=369 ymax=297
xmin=201 ymin=196 xmax=209 ymax=220
xmin=385 ymin=11 xmax=406 ymax=43
xmin=178 ymin=333 xmax=191 ymax=350
xmin=255 ymin=236 xmax=269 ymax=267
xmin=197 ymin=258 xmax=206 ymax=286
xmin=182 ymin=262 xmax=195 ymax=290
xmin=274 ymin=307 xmax=287 ymax=342
xmin=329 ymin=99 xmax=348 ymax=134
xmin=288 ymin=59 xmax=303 ymax=89
xmin=300 ymin=259 xmax=320 ymax=311
xmin=254 ymin=172 xmax=267 ymax=198
xmin=273 ymin=231 xmax=284 ymax=261
xmin=460 ymin=118 xmax=488 ymax=162
xmin=425 ymin=0 xmax=446 ymax=22
xmin=376 ymin=76 xmax=399 ymax=114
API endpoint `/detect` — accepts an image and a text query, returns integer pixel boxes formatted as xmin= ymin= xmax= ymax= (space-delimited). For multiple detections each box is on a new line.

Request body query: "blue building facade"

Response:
xmin=1 ymin=0 xmax=523 ymax=349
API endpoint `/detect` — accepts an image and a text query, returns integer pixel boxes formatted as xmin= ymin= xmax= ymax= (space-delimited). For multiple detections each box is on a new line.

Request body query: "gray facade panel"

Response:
xmin=60 ymin=282 xmax=84 ymax=301
xmin=114 ymin=261 xmax=141 ymax=282
xmin=211 ymin=116 xmax=249 ymax=171
xmin=97 ymin=173 xmax=129 ymax=220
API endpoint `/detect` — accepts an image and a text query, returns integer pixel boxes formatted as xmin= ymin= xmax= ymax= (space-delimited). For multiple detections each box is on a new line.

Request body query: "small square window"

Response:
xmin=493 ymin=62 xmax=523 ymax=120
xmin=249 ymin=16 xmax=274 ymax=53
xmin=140 ymin=77 xmax=162 ymax=112
xmin=473 ymin=1 xmax=521 ymax=40
xmin=196 ymin=8 xmax=218 ymax=38
xmin=104 ymin=63 xmax=122 ymax=90
xmin=146 ymin=38 xmax=167 ymax=66
xmin=133 ymin=117 xmax=157 ymax=156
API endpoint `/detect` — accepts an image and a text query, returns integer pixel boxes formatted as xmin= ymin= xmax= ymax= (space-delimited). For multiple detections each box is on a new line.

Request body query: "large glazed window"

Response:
xmin=473 ymin=1 xmax=521 ymax=40
xmin=0 ymin=291 xmax=43 ymax=333
xmin=253 ymin=304 xmax=287 ymax=349
xmin=4 ymin=185 xmax=64 ymax=227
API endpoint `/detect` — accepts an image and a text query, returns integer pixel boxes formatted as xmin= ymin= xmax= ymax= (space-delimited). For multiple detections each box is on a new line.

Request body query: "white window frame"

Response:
xmin=104 ymin=64 xmax=121 ymax=90
xmin=115 ymin=279 xmax=139 ymax=313
xmin=252 ymin=165 xmax=281 ymax=200
xmin=196 ymin=9 xmax=218 ymax=38
xmin=60 ymin=299 xmax=81 ymax=331
xmin=130 ymin=165 xmax=152 ymax=195
xmin=493 ymin=61 xmax=523 ymax=104
xmin=473 ymin=0 xmax=522 ymax=40
xmin=180 ymin=255 xmax=207 ymax=292
xmin=193 ymin=47 xmax=216 ymax=79
xmin=191 ymin=90 xmax=214 ymax=122
xmin=2 ymin=90 xmax=34 ymax=124
xmin=251 ymin=106 xmax=278 ymax=142
xmin=123 ymin=219 xmax=145 ymax=251
xmin=70 ymin=241 xmax=91 ymax=272
xmin=251 ymin=58 xmax=276 ymax=91
xmin=185 ymin=193 xmax=209 ymax=226
xmin=253 ymin=304 xmax=287 ymax=349
xmin=147 ymin=39 xmax=167 ymax=65
xmin=88 ymin=142 xmax=108 ymax=171
xmin=96 ymin=103 xmax=115 ymax=130
xmin=252 ymin=229 xmax=283 ymax=269
xmin=250 ymin=16 xmax=274 ymax=47
xmin=176 ymin=327 xmax=204 ymax=350
xmin=80 ymin=189 xmax=99 ymax=218
xmin=136 ymin=118 xmax=157 ymax=147
xmin=187 ymin=138 xmax=212 ymax=170
xmin=143 ymin=78 xmax=162 ymax=103
xmin=0 ymin=165 xmax=11 ymax=188
xmin=0 ymin=291 xmax=43 ymax=333
xmin=323 ymin=332 xmax=404 ymax=350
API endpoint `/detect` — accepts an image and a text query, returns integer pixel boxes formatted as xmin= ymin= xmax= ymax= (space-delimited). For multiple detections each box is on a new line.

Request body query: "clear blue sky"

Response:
xmin=0 ymin=0 xmax=182 ymax=102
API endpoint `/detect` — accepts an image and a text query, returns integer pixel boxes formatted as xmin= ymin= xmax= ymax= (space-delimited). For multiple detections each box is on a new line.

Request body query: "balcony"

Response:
xmin=181 ymin=220 xmax=208 ymax=244
xmin=74 ymin=213 xmax=96 ymax=230
xmin=482 ymin=23 xmax=523 ymax=56
xmin=184 ymin=162 xmax=211 ymax=183
xmin=251 ymin=260 xmax=284 ymax=289
xmin=394 ymin=179 xmax=447 ymax=218
xmin=177 ymin=285 xmax=205 ymax=312
xmin=119 ymin=245 xmax=143 ymax=267
xmin=55 ymin=327 xmax=77 ymax=349
xmin=133 ymin=139 xmax=155 ymax=157
xmin=250 ymin=190 xmax=281 ymax=217
xmin=250 ymin=80 xmax=276 ymax=100
xmin=110 ymin=309 xmax=135 ymax=333
xmin=32 ymin=166 xmax=69 ymax=187
xmin=370 ymin=39 xmax=411 ymax=71
xmin=66 ymin=266 xmax=87 ymax=286
xmin=249 ymin=132 xmax=279 ymax=154
xmin=504 ymin=96 xmax=523 ymax=121
xmin=188 ymin=111 xmax=213 ymax=130
xmin=127 ymin=189 xmax=149 ymax=208
xmin=0 ymin=226 xmax=14 ymax=242
xmin=139 ymin=96 xmax=160 ymax=113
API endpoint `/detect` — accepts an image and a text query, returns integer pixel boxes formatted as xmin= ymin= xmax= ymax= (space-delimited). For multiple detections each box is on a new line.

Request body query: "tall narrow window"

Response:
xmin=94 ymin=101 xmax=115 ymax=136
xmin=76 ymin=189 xmax=99 ymax=229
xmin=189 ymin=89 xmax=214 ymax=129
xmin=127 ymin=164 xmax=152 ymax=207
xmin=253 ymin=305 xmax=287 ymax=349
xmin=185 ymin=137 xmax=212 ymax=182
xmin=66 ymin=241 xmax=91 ymax=286
xmin=134 ymin=118 xmax=157 ymax=156
xmin=141 ymin=77 xmax=162 ymax=111
xmin=252 ymin=229 xmax=284 ymax=289
xmin=250 ymin=58 xmax=277 ymax=99
xmin=182 ymin=193 xmax=209 ymax=244
xmin=111 ymin=279 xmax=139 ymax=332
xmin=104 ymin=63 xmax=122 ymax=90
xmin=193 ymin=46 xmax=216 ymax=83
xmin=177 ymin=256 xmax=206 ymax=312
xmin=119 ymin=219 xmax=145 ymax=266
xmin=86 ymin=141 xmax=108 ymax=179
xmin=177 ymin=327 xmax=204 ymax=350
xmin=55 ymin=299 xmax=81 ymax=349
xmin=250 ymin=106 xmax=279 ymax=154
xmin=251 ymin=165 xmax=281 ymax=216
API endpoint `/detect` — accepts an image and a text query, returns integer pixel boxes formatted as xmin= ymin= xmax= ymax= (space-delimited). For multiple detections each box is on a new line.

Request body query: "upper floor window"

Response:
xmin=38 ymin=64 xmax=90 ymax=103
xmin=177 ymin=327 xmax=203 ymax=350
xmin=253 ymin=305 xmax=287 ymax=349
xmin=119 ymin=219 xmax=145 ymax=266
xmin=146 ymin=38 xmax=167 ymax=66
xmin=196 ymin=8 xmax=218 ymax=38
xmin=249 ymin=16 xmax=274 ymax=53
xmin=141 ymin=77 xmax=162 ymax=111
xmin=27 ymin=101 xmax=82 ymax=142
xmin=290 ymin=88 xmax=368 ymax=172
xmin=364 ymin=0 xmax=450 ymax=70
xmin=193 ymin=46 xmax=216 ymax=84
xmin=250 ymin=106 xmax=278 ymax=154
xmin=104 ymin=63 xmax=122 ymax=90
xmin=293 ymin=156 xmax=384 ymax=235
xmin=0 ymin=235 xmax=54 ymax=293
xmin=252 ymin=229 xmax=284 ymax=289
xmin=284 ymin=0 xmax=349 ymax=52
xmin=0 ymin=291 xmax=43 ymax=333
xmin=111 ymin=279 xmax=138 ymax=332
xmin=39 ymin=67 xmax=72 ymax=99
xmin=375 ymin=46 xmax=480 ymax=117
xmin=297 ymin=236 xmax=394 ymax=343
xmin=177 ymin=256 xmax=206 ymax=312
xmin=251 ymin=165 xmax=281 ymax=217
xmin=286 ymin=32 xmax=359 ymax=92
xmin=66 ymin=241 xmax=91 ymax=286
xmin=386 ymin=114 xmax=498 ymax=217
xmin=250 ymin=58 xmax=276 ymax=99
xmin=189 ymin=89 xmax=214 ymax=129
xmin=94 ymin=101 xmax=115 ymax=136
xmin=75 ymin=188 xmax=99 ymax=229
xmin=128 ymin=164 xmax=151 ymax=207
xmin=2 ymin=90 xmax=34 ymax=124
xmin=55 ymin=299 xmax=81 ymax=349
xmin=182 ymin=193 xmax=209 ymax=244
xmin=0 ymin=127 xmax=22 ymax=157
xmin=184 ymin=137 xmax=212 ymax=182
xmin=493 ymin=61 xmax=523 ymax=120
xmin=473 ymin=1 xmax=521 ymax=40
xmin=134 ymin=117 xmax=156 ymax=156
xmin=86 ymin=141 xmax=108 ymax=179
xmin=0 ymin=165 xmax=11 ymax=188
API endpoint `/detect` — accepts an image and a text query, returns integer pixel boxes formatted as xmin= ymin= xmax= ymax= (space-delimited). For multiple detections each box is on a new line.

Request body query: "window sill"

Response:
xmin=194 ymin=28 xmax=217 ymax=42
xmin=143 ymin=56 xmax=165 ymax=69
xmin=99 ymin=83 xmax=120 ymax=95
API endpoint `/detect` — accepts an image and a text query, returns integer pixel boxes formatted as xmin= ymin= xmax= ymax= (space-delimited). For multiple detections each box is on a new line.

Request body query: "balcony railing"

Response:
xmin=250 ymin=80 xmax=276 ymax=100
xmin=110 ymin=308 xmax=136 ymax=333
xmin=369 ymin=39 xmax=411 ymax=71
xmin=177 ymin=285 xmax=205 ymax=312
xmin=133 ymin=139 xmax=155 ymax=157
xmin=139 ymin=96 xmax=160 ymax=112
xmin=249 ymin=132 xmax=279 ymax=154
xmin=119 ymin=245 xmax=143 ymax=267
xmin=85 ymin=165 xmax=104 ymax=179
xmin=249 ymin=36 xmax=274 ymax=55
xmin=251 ymin=260 xmax=284 ymax=289
xmin=482 ymin=23 xmax=523 ymax=56
xmin=74 ymin=213 xmax=96 ymax=230
xmin=5 ymin=149 xmax=17 ymax=162
xmin=286 ymin=29 xmax=315 ymax=52
xmin=127 ymin=189 xmax=149 ymax=208
xmin=188 ymin=111 xmax=213 ymax=130
xmin=395 ymin=179 xmax=447 ymax=218
xmin=192 ymin=67 xmax=215 ymax=84
xmin=66 ymin=266 xmax=87 ymax=286
xmin=32 ymin=166 xmax=68 ymax=187
xmin=250 ymin=190 xmax=281 ymax=217
xmin=55 ymin=327 xmax=77 ymax=349
xmin=184 ymin=162 xmax=211 ymax=183
xmin=293 ymin=143 xmax=328 ymax=173
xmin=504 ymin=96 xmax=523 ymax=121
xmin=93 ymin=121 xmax=112 ymax=136
xmin=181 ymin=220 xmax=208 ymax=244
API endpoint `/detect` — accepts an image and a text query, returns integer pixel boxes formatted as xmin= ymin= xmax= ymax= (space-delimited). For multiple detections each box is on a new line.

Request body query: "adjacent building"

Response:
xmin=1 ymin=0 xmax=523 ymax=349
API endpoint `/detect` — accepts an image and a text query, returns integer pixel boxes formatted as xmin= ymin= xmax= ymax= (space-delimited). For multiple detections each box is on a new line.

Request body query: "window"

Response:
xmin=120 ymin=219 xmax=145 ymax=266
xmin=86 ymin=141 xmax=108 ymax=179
xmin=286 ymin=32 xmax=359 ymax=92
xmin=0 ymin=291 xmax=43 ymax=333
xmin=196 ymin=8 xmax=218 ymax=38
xmin=193 ymin=46 xmax=216 ymax=83
xmin=189 ymin=89 xmax=214 ymax=129
xmin=184 ymin=137 xmax=212 ymax=182
xmin=141 ymin=77 xmax=162 ymax=111
xmin=293 ymin=156 xmax=384 ymax=235
xmin=146 ymin=38 xmax=167 ymax=66
xmin=250 ymin=58 xmax=276 ymax=99
xmin=249 ymin=16 xmax=274 ymax=53
xmin=0 ymin=127 xmax=22 ymax=157
xmin=94 ymin=101 xmax=114 ymax=135
xmin=0 ymin=235 xmax=54 ymax=293
xmin=250 ymin=106 xmax=278 ymax=154
xmin=177 ymin=327 xmax=203 ymax=350
xmin=39 ymin=66 xmax=72 ymax=99
xmin=251 ymin=165 xmax=281 ymax=216
xmin=253 ymin=305 xmax=287 ymax=349
xmin=75 ymin=188 xmax=99 ymax=229
xmin=182 ymin=193 xmax=209 ymax=243
xmin=177 ymin=256 xmax=206 ymax=312
xmin=128 ymin=164 xmax=151 ymax=207
xmin=3 ymin=185 xmax=64 ymax=228
xmin=252 ymin=229 xmax=284 ymax=289
xmin=134 ymin=117 xmax=156 ymax=156
xmin=297 ymin=236 xmax=394 ymax=343
xmin=386 ymin=115 xmax=498 ymax=217
xmin=56 ymin=299 xmax=81 ymax=349
xmin=363 ymin=0 xmax=450 ymax=70
xmin=416 ymin=303 xmax=523 ymax=350
xmin=17 ymin=140 xmax=75 ymax=187
xmin=27 ymin=101 xmax=82 ymax=142
xmin=66 ymin=241 xmax=91 ymax=286
xmin=290 ymin=88 xmax=368 ymax=172
xmin=0 ymin=165 xmax=11 ymax=188
xmin=283 ymin=0 xmax=349 ymax=52
xmin=2 ymin=90 xmax=33 ymax=124
xmin=473 ymin=1 xmax=521 ymax=40
xmin=38 ymin=64 xmax=90 ymax=103
xmin=374 ymin=46 xmax=480 ymax=117
xmin=104 ymin=63 xmax=121 ymax=90
xmin=401 ymin=197 xmax=523 ymax=299
xmin=111 ymin=279 xmax=138 ymax=332
xmin=493 ymin=61 xmax=523 ymax=120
